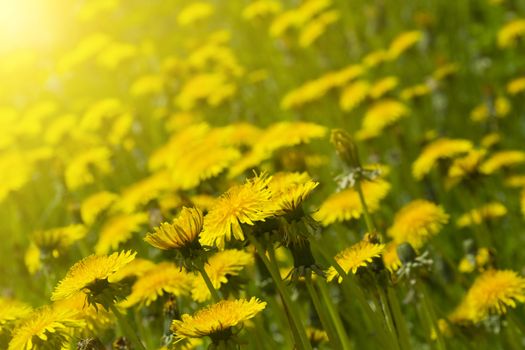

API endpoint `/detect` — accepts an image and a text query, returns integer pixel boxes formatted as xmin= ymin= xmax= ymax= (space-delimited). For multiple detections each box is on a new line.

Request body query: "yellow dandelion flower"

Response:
xmin=470 ymin=97 xmax=510 ymax=122
xmin=432 ymin=62 xmax=459 ymax=81
xmin=31 ymin=224 xmax=87 ymax=256
xmin=412 ymin=138 xmax=473 ymax=180
xmin=481 ymin=132 xmax=501 ymax=149
xmin=504 ymin=174 xmax=525 ymax=188
xmin=326 ymin=240 xmax=385 ymax=283
xmin=54 ymin=293 xmax=113 ymax=333
xmin=110 ymin=258 xmax=156 ymax=283
xmin=117 ymin=171 xmax=172 ymax=213
xmin=356 ymin=99 xmax=409 ymax=140
xmin=456 ymin=202 xmax=507 ymax=227
xmin=81 ymin=191 xmax=119 ymax=225
xmin=445 ymin=149 xmax=486 ymax=188
xmin=258 ymin=121 xmax=327 ymax=154
xmin=498 ymin=18 xmax=525 ymax=48
xmin=269 ymin=172 xmax=319 ymax=214
xmin=130 ymin=74 xmax=164 ymax=97
xmin=171 ymin=298 xmax=266 ymax=341
xmin=388 ymin=200 xmax=449 ymax=249
xmin=65 ymin=147 xmax=112 ymax=190
xmin=362 ymin=49 xmax=388 ymax=68
xmin=95 ymin=212 xmax=149 ymax=254
xmin=145 ymin=207 xmax=203 ymax=250
xmin=242 ymin=0 xmax=281 ymax=21
xmin=299 ymin=10 xmax=340 ymax=48
xmin=52 ymin=250 xmax=136 ymax=302
xmin=387 ymin=30 xmax=423 ymax=59
xmin=460 ymin=270 xmax=525 ymax=322
xmin=306 ymin=327 xmax=329 ymax=345
xmin=0 ymin=298 xmax=32 ymax=331
xmin=191 ymin=249 xmax=254 ymax=302
xmin=8 ymin=306 xmax=84 ymax=350
xmin=200 ymin=174 xmax=276 ymax=249
xmin=122 ymin=263 xmax=193 ymax=307
xmin=383 ymin=242 xmax=402 ymax=272
xmin=314 ymin=179 xmax=391 ymax=226
xmin=369 ymin=76 xmax=399 ymax=99
xmin=507 ymin=77 xmax=525 ymax=95
xmin=177 ymin=2 xmax=214 ymax=26
xmin=480 ymin=150 xmax=525 ymax=174
xmin=400 ymin=83 xmax=431 ymax=101
xmin=339 ymin=80 xmax=370 ymax=111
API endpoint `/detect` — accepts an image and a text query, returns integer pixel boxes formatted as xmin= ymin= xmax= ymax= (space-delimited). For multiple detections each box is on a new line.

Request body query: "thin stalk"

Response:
xmin=109 ymin=304 xmax=147 ymax=350
xmin=316 ymin=279 xmax=353 ymax=350
xmin=385 ymin=285 xmax=412 ymax=350
xmin=305 ymin=274 xmax=342 ymax=350
xmin=249 ymin=236 xmax=313 ymax=350
xmin=355 ymin=179 xmax=376 ymax=234
xmin=415 ymin=281 xmax=446 ymax=350
xmin=376 ymin=285 xmax=401 ymax=350
xmin=195 ymin=261 xmax=221 ymax=302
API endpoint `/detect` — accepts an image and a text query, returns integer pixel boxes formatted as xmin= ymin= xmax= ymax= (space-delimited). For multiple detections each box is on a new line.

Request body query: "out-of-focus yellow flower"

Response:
xmin=369 ymin=76 xmax=399 ymax=99
xmin=339 ymin=80 xmax=370 ymax=111
xmin=445 ymin=149 xmax=486 ymax=188
xmin=314 ymin=179 xmax=391 ymax=226
xmin=191 ymin=249 xmax=254 ymax=302
xmin=8 ymin=306 xmax=84 ymax=350
xmin=145 ymin=207 xmax=203 ymax=251
xmin=459 ymin=248 xmax=491 ymax=274
xmin=498 ymin=18 xmax=525 ymax=48
xmin=383 ymin=242 xmax=402 ymax=272
xmin=52 ymin=251 xmax=136 ymax=302
xmin=470 ymin=97 xmax=510 ymax=122
xmin=0 ymin=298 xmax=32 ymax=332
xmin=65 ymin=147 xmax=113 ymax=190
xmin=57 ymin=33 xmax=111 ymax=72
xmin=480 ymin=150 xmax=525 ymax=174
xmin=400 ymin=83 xmax=431 ymax=100
xmin=356 ymin=99 xmax=409 ymax=140
xmin=122 ymin=263 xmax=193 ymax=307
xmin=456 ymin=202 xmax=507 ymax=227
xmin=175 ymin=73 xmax=235 ymax=111
xmin=306 ymin=327 xmax=329 ymax=346
xmin=504 ymin=174 xmax=525 ymax=188
xmin=299 ymin=10 xmax=340 ymax=47
xmin=200 ymin=174 xmax=275 ymax=250
xmin=110 ymin=258 xmax=156 ymax=283
xmin=81 ymin=191 xmax=119 ymax=225
xmin=130 ymin=74 xmax=164 ymax=96
xmin=432 ymin=63 xmax=459 ymax=81
xmin=387 ymin=30 xmax=423 ymax=59
xmin=388 ymin=200 xmax=449 ymax=249
xmin=97 ymin=41 xmax=137 ymax=70
xmin=326 ymin=239 xmax=385 ymax=282
xmin=480 ymin=132 xmax=501 ymax=149
xmin=117 ymin=172 xmax=172 ymax=213
xmin=177 ymin=2 xmax=214 ymax=26
xmin=507 ymin=76 xmax=525 ymax=95
xmin=95 ymin=212 xmax=148 ymax=254
xmin=257 ymin=121 xmax=327 ymax=154
xmin=242 ymin=0 xmax=282 ymax=21
xmin=362 ymin=50 xmax=388 ymax=68
xmin=54 ymin=293 xmax=113 ymax=333
xmin=412 ymin=138 xmax=473 ymax=180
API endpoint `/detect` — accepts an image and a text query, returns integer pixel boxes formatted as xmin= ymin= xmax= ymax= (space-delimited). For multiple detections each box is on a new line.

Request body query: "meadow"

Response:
xmin=1 ymin=0 xmax=525 ymax=349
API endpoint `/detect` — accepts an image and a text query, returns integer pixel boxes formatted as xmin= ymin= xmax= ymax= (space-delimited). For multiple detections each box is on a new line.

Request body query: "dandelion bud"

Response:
xmin=397 ymin=242 xmax=417 ymax=264
xmin=331 ymin=129 xmax=361 ymax=169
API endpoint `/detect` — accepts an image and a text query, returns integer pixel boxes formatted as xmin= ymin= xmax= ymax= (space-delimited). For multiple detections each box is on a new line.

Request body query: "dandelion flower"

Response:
xmin=356 ymin=99 xmax=409 ymax=140
xmin=507 ymin=77 xmax=525 ymax=95
xmin=122 ymin=263 xmax=193 ymax=307
xmin=269 ymin=172 xmax=319 ymax=214
xmin=177 ymin=2 xmax=214 ymax=26
xmin=52 ymin=251 xmax=136 ymax=303
xmin=95 ymin=212 xmax=149 ymax=254
xmin=0 ymin=298 xmax=32 ymax=331
xmin=171 ymin=298 xmax=266 ymax=342
xmin=412 ymin=138 xmax=473 ymax=180
xmin=387 ymin=30 xmax=423 ymax=59
xmin=383 ymin=242 xmax=402 ymax=272
xmin=314 ymin=179 xmax=391 ymax=226
xmin=446 ymin=149 xmax=486 ymax=188
xmin=326 ymin=239 xmax=385 ymax=283
xmin=339 ymin=80 xmax=370 ymax=112
xmin=81 ymin=191 xmax=119 ymax=225
xmin=8 ymin=306 xmax=84 ymax=350
xmin=388 ymin=200 xmax=449 ymax=249
xmin=480 ymin=150 xmax=525 ymax=174
xmin=369 ymin=76 xmax=399 ymax=99
xmin=191 ymin=249 xmax=254 ymax=302
xmin=456 ymin=202 xmax=507 ymax=227
xmin=200 ymin=174 xmax=276 ymax=249
xmin=306 ymin=327 xmax=329 ymax=346
xmin=242 ymin=0 xmax=281 ymax=21
xmin=498 ymin=18 xmax=525 ymax=48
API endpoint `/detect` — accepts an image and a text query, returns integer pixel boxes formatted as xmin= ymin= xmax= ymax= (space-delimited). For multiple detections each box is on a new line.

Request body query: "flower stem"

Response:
xmin=249 ymin=235 xmax=313 ymax=350
xmin=109 ymin=303 xmax=147 ymax=350
xmin=195 ymin=261 xmax=221 ymax=303
xmin=355 ymin=179 xmax=376 ymax=234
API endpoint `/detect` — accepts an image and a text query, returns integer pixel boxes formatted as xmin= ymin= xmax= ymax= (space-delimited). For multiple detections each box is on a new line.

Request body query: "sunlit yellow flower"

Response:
xmin=80 ymin=191 xmax=119 ymax=225
xmin=339 ymin=80 xmax=370 ymax=111
xmin=242 ymin=0 xmax=282 ymax=21
xmin=95 ymin=212 xmax=149 ymax=254
xmin=257 ymin=121 xmax=327 ymax=154
xmin=130 ymin=74 xmax=164 ymax=97
xmin=122 ymin=263 xmax=193 ymax=307
xmin=314 ymin=179 xmax=391 ymax=226
xmin=306 ymin=327 xmax=329 ymax=346
xmin=200 ymin=174 xmax=276 ymax=249
xmin=507 ymin=76 xmax=525 ymax=95
xmin=0 ymin=298 xmax=32 ymax=331
xmin=326 ymin=239 xmax=385 ymax=283
xmin=456 ymin=202 xmax=507 ymax=227
xmin=356 ymin=99 xmax=409 ymax=140
xmin=387 ymin=30 xmax=423 ymax=59
xmin=177 ymin=2 xmax=214 ymax=26
xmin=191 ymin=249 xmax=254 ymax=302
xmin=454 ymin=270 xmax=525 ymax=323
xmin=175 ymin=73 xmax=235 ymax=110
xmin=412 ymin=138 xmax=473 ymax=180
xmin=54 ymin=293 xmax=113 ymax=333
xmin=362 ymin=49 xmax=388 ymax=68
xmin=383 ymin=242 xmax=402 ymax=272
xmin=65 ymin=147 xmax=113 ymax=190
xmin=96 ymin=41 xmax=137 ymax=70
xmin=299 ymin=10 xmax=340 ymax=47
xmin=504 ymin=174 xmax=525 ymax=188
xmin=269 ymin=172 xmax=319 ymax=214
xmin=8 ymin=306 xmax=84 ymax=350
xmin=145 ymin=207 xmax=203 ymax=250
xmin=369 ymin=76 xmax=399 ymax=99
xmin=432 ymin=62 xmax=459 ymax=81
xmin=481 ymin=132 xmax=501 ymax=149
xmin=498 ymin=18 xmax=525 ymax=48
xmin=459 ymin=248 xmax=491 ymax=274
xmin=110 ymin=258 xmax=156 ymax=283
xmin=171 ymin=298 xmax=266 ymax=341
xmin=400 ymin=83 xmax=432 ymax=101
xmin=388 ymin=200 xmax=449 ymax=249
xmin=470 ymin=97 xmax=510 ymax=122
xmin=480 ymin=150 xmax=525 ymax=174
xmin=445 ymin=149 xmax=486 ymax=188
xmin=52 ymin=250 xmax=136 ymax=302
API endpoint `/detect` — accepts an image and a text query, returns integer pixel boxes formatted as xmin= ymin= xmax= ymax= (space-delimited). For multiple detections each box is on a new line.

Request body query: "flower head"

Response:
xmin=388 ymin=200 xmax=449 ymax=249
xmin=498 ymin=19 xmax=525 ymax=48
xmin=356 ymin=99 xmax=409 ymax=140
xmin=95 ymin=213 xmax=148 ymax=254
xmin=480 ymin=150 xmax=525 ymax=175
xmin=268 ymin=172 xmax=319 ymax=215
xmin=456 ymin=202 xmax=507 ymax=227
xmin=171 ymin=297 xmax=266 ymax=342
xmin=80 ymin=191 xmax=119 ymax=225
xmin=0 ymin=298 xmax=32 ymax=332
xmin=200 ymin=174 xmax=276 ymax=250
xmin=326 ymin=239 xmax=385 ymax=283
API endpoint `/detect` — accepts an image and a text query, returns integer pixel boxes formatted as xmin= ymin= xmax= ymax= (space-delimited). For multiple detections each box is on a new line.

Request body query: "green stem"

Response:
xmin=249 ymin=236 xmax=313 ymax=350
xmin=316 ymin=279 xmax=353 ymax=350
xmin=416 ymin=281 xmax=445 ymax=350
xmin=195 ymin=261 xmax=221 ymax=303
xmin=355 ymin=179 xmax=376 ymax=234
xmin=109 ymin=304 xmax=147 ymax=350
xmin=376 ymin=285 xmax=401 ymax=350
xmin=385 ymin=285 xmax=412 ymax=350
